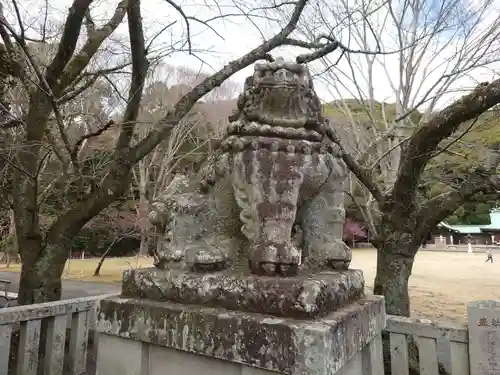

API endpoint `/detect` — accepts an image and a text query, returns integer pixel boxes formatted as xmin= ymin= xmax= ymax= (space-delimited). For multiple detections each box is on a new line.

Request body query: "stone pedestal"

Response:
xmin=121 ymin=267 xmax=365 ymax=319
xmin=95 ymin=268 xmax=385 ymax=375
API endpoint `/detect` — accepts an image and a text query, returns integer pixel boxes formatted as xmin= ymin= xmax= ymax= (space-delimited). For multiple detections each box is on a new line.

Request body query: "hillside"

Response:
xmin=36 ymin=94 xmax=499 ymax=257
xmin=323 ymin=98 xmax=500 ymax=176
xmin=79 ymin=96 xmax=500 ymax=203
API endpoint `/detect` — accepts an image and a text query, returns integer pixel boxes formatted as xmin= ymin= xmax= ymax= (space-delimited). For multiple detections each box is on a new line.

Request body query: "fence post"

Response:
xmin=467 ymin=300 xmax=500 ymax=375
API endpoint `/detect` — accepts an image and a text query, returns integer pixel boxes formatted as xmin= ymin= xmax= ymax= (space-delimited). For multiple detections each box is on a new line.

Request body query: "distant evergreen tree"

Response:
xmin=445 ymin=202 xmax=499 ymax=225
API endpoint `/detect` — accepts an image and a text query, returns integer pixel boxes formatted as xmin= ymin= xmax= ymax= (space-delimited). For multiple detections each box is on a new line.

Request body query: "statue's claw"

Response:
xmin=192 ymin=248 xmax=228 ymax=273
xmin=260 ymin=263 xmax=277 ymax=276
xmin=325 ymin=242 xmax=352 ymax=271
xmin=329 ymin=260 xmax=350 ymax=271
xmin=166 ymin=249 xmax=184 ymax=262
xmin=301 ymin=241 xmax=352 ymax=272
xmin=251 ymin=241 xmax=301 ymax=276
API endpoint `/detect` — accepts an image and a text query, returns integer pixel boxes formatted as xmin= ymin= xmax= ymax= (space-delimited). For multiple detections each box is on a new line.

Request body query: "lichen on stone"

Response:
xmin=148 ymin=58 xmax=352 ymax=280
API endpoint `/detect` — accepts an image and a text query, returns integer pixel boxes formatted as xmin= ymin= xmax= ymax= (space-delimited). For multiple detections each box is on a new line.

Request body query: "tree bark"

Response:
xmin=373 ymin=229 xmax=422 ymax=375
xmin=373 ymin=243 xmax=417 ymax=316
xmin=4 ymin=209 xmax=19 ymax=267
xmin=17 ymin=242 xmax=68 ymax=304
xmin=372 ymin=213 xmax=423 ymax=316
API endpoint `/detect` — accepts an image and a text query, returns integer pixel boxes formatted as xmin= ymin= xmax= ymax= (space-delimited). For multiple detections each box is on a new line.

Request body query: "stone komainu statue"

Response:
xmin=148 ymin=58 xmax=351 ymax=276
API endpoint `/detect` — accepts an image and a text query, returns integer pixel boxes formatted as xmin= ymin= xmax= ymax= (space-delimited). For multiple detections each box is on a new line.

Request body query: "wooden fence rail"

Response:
xmin=385 ymin=300 xmax=500 ymax=375
xmin=0 ymin=294 xmax=117 ymax=375
xmin=386 ymin=315 xmax=470 ymax=375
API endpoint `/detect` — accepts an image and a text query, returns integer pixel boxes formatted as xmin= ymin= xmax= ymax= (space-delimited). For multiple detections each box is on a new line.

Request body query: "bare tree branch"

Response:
xmin=71 ymin=120 xmax=115 ymax=161
xmin=56 ymin=0 xmax=128 ymax=91
xmin=45 ymin=0 xmax=93 ymax=87
xmin=0 ymin=4 xmax=15 ymax=52
xmin=115 ymin=0 xmax=148 ymax=150
xmin=325 ymin=122 xmax=384 ymax=203
xmin=45 ymin=0 xmax=147 ymax=245
xmin=57 ymin=62 xmax=132 ymax=103
xmin=391 ymin=81 xmax=500 ymax=210
xmin=11 ymin=0 xmax=25 ymax=42
xmin=130 ymin=0 xmax=309 ymax=163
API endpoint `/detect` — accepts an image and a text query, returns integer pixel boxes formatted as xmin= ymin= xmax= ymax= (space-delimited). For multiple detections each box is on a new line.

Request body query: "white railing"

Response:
xmin=0 ymin=294 xmax=116 ymax=375
xmin=386 ymin=315 xmax=470 ymax=375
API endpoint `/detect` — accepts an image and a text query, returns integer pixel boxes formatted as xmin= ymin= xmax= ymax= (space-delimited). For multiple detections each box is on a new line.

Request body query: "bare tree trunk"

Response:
xmin=17 ymin=241 xmax=67 ymax=304
xmin=372 ymin=224 xmax=422 ymax=375
xmin=6 ymin=209 xmax=19 ymax=267
xmin=373 ymin=241 xmax=417 ymax=317
xmin=94 ymin=238 xmax=119 ymax=276
xmin=1 ymin=209 xmax=20 ymax=267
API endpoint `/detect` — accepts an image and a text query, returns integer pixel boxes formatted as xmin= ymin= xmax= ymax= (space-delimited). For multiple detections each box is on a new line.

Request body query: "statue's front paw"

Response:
xmin=250 ymin=240 xmax=301 ymax=276
xmin=154 ymin=235 xmax=186 ymax=269
xmin=192 ymin=248 xmax=228 ymax=272
xmin=155 ymin=247 xmax=185 ymax=267
xmin=302 ymin=241 xmax=351 ymax=271
xmin=324 ymin=242 xmax=352 ymax=271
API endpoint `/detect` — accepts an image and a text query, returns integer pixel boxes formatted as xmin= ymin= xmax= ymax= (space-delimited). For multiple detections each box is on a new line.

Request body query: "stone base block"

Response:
xmin=96 ymin=295 xmax=385 ymax=375
xmin=121 ymin=267 xmax=365 ymax=318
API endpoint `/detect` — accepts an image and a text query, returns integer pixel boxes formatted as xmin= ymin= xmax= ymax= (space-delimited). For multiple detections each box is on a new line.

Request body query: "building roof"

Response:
xmin=438 ymin=209 xmax=500 ymax=234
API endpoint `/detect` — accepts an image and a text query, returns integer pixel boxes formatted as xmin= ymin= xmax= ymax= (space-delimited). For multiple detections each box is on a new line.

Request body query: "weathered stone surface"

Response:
xmin=97 ymin=295 xmax=385 ymax=375
xmin=122 ymin=267 xmax=364 ymax=319
xmin=468 ymin=300 xmax=500 ymax=375
xmin=148 ymin=57 xmax=352 ymax=278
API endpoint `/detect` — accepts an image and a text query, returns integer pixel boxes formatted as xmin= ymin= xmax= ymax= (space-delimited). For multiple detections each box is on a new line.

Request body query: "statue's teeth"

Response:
xmin=261 ymin=263 xmax=276 ymax=275
xmin=275 ymin=127 xmax=285 ymax=136
xmin=260 ymin=124 xmax=272 ymax=134
xmin=297 ymin=128 xmax=308 ymax=137
xmin=247 ymin=122 xmax=259 ymax=132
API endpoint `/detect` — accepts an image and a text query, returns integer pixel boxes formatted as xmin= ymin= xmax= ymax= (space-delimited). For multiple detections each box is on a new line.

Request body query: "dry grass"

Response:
xmin=0 ymin=256 xmax=154 ymax=283
xmin=1 ymin=250 xmax=497 ymax=323
xmin=352 ymin=249 xmax=500 ymax=323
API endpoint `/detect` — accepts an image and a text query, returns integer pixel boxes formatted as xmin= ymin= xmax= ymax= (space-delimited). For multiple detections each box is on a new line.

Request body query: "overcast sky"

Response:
xmin=5 ymin=0 xmax=500 ymax=110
